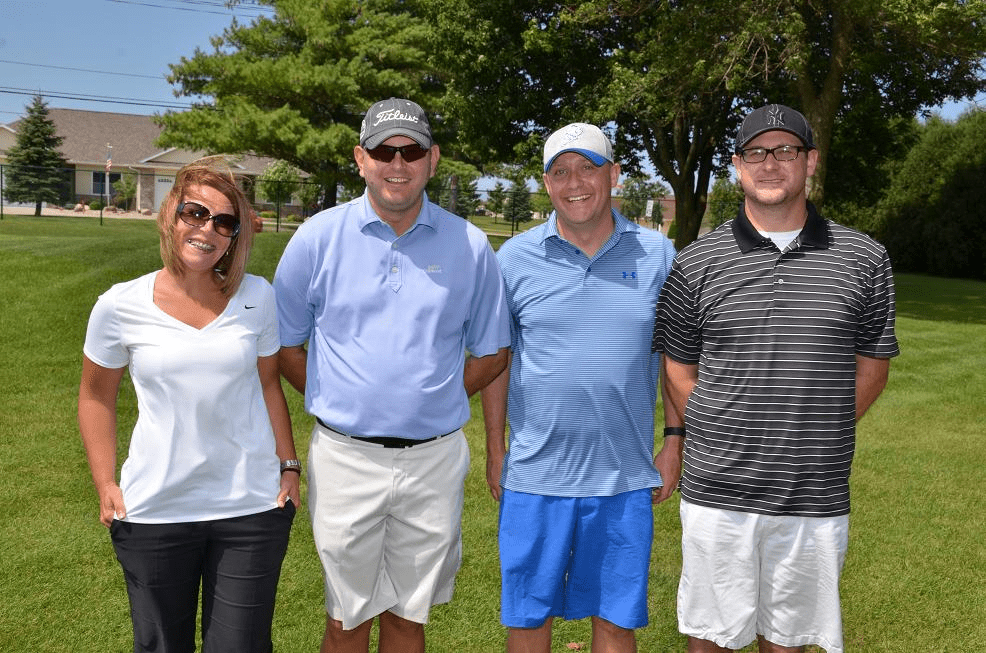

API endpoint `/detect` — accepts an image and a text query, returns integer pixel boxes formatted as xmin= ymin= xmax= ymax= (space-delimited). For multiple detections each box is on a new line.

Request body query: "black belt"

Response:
xmin=316 ymin=417 xmax=453 ymax=449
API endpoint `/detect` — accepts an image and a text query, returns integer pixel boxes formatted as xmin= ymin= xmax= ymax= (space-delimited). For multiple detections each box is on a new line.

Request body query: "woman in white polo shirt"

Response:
xmin=78 ymin=157 xmax=299 ymax=653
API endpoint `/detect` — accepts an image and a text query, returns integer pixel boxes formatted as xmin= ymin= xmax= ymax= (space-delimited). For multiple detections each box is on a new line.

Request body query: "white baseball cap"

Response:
xmin=543 ymin=123 xmax=614 ymax=172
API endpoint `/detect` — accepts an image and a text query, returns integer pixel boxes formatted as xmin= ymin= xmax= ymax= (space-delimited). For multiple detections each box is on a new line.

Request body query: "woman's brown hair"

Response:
xmin=157 ymin=156 xmax=256 ymax=297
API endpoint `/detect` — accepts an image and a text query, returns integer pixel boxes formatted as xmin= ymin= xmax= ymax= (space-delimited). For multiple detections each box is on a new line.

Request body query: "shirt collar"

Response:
xmin=541 ymin=208 xmax=636 ymax=246
xmin=731 ymin=201 xmax=829 ymax=253
xmin=358 ymin=191 xmax=438 ymax=234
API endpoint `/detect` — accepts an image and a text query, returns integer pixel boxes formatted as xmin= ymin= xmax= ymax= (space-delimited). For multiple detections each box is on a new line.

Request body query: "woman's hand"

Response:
xmin=97 ymin=482 xmax=126 ymax=527
xmin=278 ymin=471 xmax=301 ymax=509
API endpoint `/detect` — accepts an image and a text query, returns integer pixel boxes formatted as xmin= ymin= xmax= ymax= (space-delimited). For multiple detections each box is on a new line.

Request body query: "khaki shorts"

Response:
xmin=308 ymin=423 xmax=469 ymax=630
xmin=677 ymin=499 xmax=849 ymax=653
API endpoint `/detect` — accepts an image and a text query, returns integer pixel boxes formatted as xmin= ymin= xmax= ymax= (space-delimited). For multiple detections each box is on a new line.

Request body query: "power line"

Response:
xmin=0 ymin=59 xmax=163 ymax=80
xmin=105 ymin=0 xmax=272 ymax=16
xmin=0 ymin=86 xmax=199 ymax=111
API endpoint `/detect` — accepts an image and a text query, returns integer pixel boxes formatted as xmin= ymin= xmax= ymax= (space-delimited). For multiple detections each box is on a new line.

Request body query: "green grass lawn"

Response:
xmin=1 ymin=215 xmax=984 ymax=652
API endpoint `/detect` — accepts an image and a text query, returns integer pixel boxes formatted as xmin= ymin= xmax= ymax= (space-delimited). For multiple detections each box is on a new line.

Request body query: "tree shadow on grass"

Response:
xmin=895 ymin=274 xmax=986 ymax=324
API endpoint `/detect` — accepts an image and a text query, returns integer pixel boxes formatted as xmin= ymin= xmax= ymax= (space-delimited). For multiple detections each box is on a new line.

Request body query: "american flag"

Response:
xmin=105 ymin=157 xmax=112 ymax=172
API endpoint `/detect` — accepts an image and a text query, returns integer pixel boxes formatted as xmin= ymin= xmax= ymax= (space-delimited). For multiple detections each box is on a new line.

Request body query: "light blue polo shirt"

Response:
xmin=498 ymin=210 xmax=676 ymax=496
xmin=274 ymin=192 xmax=509 ymax=439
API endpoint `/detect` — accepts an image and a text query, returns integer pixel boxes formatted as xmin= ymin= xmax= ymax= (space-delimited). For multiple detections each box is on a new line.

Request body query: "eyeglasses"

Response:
xmin=365 ymin=143 xmax=429 ymax=163
xmin=176 ymin=201 xmax=240 ymax=238
xmin=738 ymin=145 xmax=809 ymax=164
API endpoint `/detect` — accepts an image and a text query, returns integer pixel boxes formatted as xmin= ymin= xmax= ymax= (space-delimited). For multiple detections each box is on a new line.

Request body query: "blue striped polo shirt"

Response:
xmin=498 ymin=210 xmax=676 ymax=497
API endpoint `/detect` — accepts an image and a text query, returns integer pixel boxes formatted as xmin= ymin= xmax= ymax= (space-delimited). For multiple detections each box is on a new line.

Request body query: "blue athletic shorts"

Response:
xmin=498 ymin=488 xmax=653 ymax=630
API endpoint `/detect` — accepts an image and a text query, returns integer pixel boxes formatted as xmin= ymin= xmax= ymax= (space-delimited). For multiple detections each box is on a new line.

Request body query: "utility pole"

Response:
xmin=102 ymin=144 xmax=112 ymax=226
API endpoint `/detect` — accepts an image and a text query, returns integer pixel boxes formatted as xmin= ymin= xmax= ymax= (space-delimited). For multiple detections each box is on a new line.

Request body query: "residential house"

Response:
xmin=0 ymin=108 xmax=292 ymax=213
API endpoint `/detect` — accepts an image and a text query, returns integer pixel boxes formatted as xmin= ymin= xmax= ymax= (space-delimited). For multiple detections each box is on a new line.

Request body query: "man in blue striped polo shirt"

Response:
xmin=654 ymin=104 xmax=899 ymax=653
xmin=481 ymin=122 xmax=677 ymax=652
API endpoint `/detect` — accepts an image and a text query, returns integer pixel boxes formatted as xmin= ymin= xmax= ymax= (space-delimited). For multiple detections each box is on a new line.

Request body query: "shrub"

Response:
xmin=873 ymin=111 xmax=986 ymax=279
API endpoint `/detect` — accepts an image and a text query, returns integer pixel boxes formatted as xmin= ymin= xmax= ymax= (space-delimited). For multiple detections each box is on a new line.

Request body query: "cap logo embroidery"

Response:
xmin=373 ymin=108 xmax=420 ymax=127
xmin=559 ymin=125 xmax=585 ymax=145
xmin=766 ymin=105 xmax=785 ymax=127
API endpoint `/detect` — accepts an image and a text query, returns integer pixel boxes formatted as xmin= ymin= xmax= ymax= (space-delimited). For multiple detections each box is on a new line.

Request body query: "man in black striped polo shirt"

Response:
xmin=653 ymin=104 xmax=899 ymax=653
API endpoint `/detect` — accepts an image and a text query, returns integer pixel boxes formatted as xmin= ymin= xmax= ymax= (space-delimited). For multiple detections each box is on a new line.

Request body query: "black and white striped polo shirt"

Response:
xmin=653 ymin=203 xmax=899 ymax=517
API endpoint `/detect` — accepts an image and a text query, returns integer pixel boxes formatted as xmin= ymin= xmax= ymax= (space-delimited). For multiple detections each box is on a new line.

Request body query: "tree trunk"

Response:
xmin=319 ymin=172 xmax=338 ymax=210
xmin=647 ymin=108 xmax=722 ymax=250
xmin=796 ymin=1 xmax=853 ymax=207
xmin=670 ymin=181 xmax=709 ymax=251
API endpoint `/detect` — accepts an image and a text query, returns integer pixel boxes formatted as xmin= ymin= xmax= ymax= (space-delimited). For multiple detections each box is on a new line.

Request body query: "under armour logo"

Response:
xmin=622 ymin=271 xmax=636 ymax=279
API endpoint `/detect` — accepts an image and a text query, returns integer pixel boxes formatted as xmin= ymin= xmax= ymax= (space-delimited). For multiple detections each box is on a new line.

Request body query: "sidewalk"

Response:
xmin=0 ymin=204 xmax=156 ymax=220
xmin=0 ymin=205 xmax=297 ymax=232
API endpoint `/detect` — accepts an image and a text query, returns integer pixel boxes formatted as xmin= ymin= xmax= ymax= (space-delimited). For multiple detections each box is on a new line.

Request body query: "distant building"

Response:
xmin=611 ymin=187 xmax=677 ymax=236
xmin=0 ymin=108 xmax=289 ymax=212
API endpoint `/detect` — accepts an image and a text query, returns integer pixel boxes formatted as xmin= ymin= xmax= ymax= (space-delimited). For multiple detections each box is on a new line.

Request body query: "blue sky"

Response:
xmin=1 ymin=0 xmax=982 ymax=127
xmin=1 ymin=0 xmax=271 ymax=121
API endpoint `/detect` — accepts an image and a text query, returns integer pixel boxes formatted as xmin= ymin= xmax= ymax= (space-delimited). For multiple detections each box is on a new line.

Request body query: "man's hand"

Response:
xmin=652 ymin=436 xmax=684 ymax=504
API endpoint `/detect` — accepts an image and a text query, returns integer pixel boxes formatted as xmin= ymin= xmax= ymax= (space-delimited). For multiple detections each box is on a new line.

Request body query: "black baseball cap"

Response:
xmin=735 ymin=104 xmax=815 ymax=152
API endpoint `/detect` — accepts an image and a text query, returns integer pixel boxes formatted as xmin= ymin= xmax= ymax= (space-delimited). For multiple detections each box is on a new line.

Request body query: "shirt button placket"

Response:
xmin=389 ymin=242 xmax=402 ymax=292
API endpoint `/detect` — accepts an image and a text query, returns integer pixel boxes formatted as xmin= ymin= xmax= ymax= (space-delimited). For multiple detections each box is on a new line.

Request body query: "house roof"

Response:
xmin=4 ymin=108 xmax=273 ymax=175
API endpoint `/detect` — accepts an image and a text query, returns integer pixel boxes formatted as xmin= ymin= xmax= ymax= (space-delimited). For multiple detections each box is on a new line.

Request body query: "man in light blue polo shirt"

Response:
xmin=274 ymin=97 xmax=510 ymax=653
xmin=481 ymin=123 xmax=678 ymax=652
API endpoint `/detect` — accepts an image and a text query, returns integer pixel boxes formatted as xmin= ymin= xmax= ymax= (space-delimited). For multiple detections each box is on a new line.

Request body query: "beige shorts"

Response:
xmin=677 ymin=499 xmax=849 ymax=653
xmin=307 ymin=423 xmax=469 ymax=630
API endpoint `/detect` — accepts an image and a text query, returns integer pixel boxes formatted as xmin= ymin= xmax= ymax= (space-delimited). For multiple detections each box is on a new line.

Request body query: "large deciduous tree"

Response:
xmin=769 ymin=0 xmax=986 ymax=206
xmin=432 ymin=0 xmax=986 ymax=248
xmin=157 ymin=0 xmax=441 ymax=208
xmin=433 ymin=0 xmax=787 ymax=248
xmin=4 ymin=96 xmax=69 ymax=216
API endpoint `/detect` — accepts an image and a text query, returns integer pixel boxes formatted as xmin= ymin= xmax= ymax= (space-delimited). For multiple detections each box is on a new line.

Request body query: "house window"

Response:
xmin=93 ymin=172 xmax=121 ymax=196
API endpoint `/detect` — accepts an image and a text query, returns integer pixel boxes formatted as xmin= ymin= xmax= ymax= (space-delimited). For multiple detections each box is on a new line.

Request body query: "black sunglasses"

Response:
xmin=176 ymin=201 xmax=240 ymax=238
xmin=365 ymin=143 xmax=429 ymax=163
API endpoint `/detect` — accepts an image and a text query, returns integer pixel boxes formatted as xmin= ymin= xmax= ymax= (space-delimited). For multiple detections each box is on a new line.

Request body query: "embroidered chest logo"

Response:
xmin=622 ymin=271 xmax=637 ymax=279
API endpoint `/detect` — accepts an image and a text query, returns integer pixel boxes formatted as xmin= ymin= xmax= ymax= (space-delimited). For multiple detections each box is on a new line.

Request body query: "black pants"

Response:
xmin=110 ymin=503 xmax=295 ymax=653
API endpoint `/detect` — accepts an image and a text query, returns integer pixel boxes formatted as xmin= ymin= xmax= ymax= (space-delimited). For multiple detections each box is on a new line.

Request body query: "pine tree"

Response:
xmin=504 ymin=174 xmax=533 ymax=234
xmin=4 ymin=96 xmax=69 ymax=216
xmin=486 ymin=182 xmax=507 ymax=221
